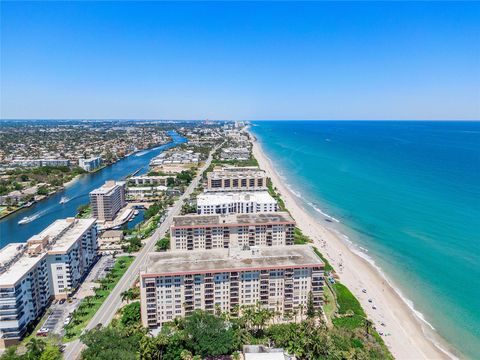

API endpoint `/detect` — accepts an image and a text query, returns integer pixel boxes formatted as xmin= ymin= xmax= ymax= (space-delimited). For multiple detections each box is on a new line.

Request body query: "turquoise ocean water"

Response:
xmin=250 ymin=121 xmax=479 ymax=359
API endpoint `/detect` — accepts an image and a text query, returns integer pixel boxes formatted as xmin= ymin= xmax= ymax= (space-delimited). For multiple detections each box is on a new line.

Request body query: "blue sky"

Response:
xmin=1 ymin=1 xmax=479 ymax=120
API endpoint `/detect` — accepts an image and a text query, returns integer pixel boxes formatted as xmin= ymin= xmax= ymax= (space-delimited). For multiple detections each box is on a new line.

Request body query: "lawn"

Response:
xmin=333 ymin=283 xmax=366 ymax=317
xmin=323 ymin=283 xmax=337 ymax=327
xmin=293 ymin=227 xmax=311 ymax=245
xmin=63 ymin=256 xmax=134 ymax=341
xmin=312 ymin=246 xmax=334 ymax=272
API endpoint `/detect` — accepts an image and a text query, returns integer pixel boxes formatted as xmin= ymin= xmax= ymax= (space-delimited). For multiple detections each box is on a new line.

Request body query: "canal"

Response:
xmin=0 ymin=131 xmax=187 ymax=248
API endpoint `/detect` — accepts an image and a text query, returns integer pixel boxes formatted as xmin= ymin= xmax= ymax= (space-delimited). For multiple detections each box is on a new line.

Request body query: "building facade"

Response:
xmin=98 ymin=230 xmax=124 ymax=254
xmin=11 ymin=159 xmax=71 ymax=167
xmin=206 ymin=167 xmax=268 ymax=192
xmin=0 ymin=218 xmax=97 ymax=347
xmin=90 ymin=180 xmax=126 ymax=221
xmin=197 ymin=191 xmax=277 ymax=215
xmin=140 ymin=246 xmax=324 ymax=328
xmin=128 ymin=175 xmax=170 ymax=186
xmin=78 ymin=156 xmax=102 ymax=172
xmin=170 ymin=212 xmax=294 ymax=251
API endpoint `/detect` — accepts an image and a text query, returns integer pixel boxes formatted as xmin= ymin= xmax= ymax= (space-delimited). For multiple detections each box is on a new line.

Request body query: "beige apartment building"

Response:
xmin=170 ymin=212 xmax=295 ymax=251
xmin=140 ymin=246 xmax=324 ymax=328
xmin=89 ymin=180 xmax=126 ymax=221
xmin=206 ymin=167 xmax=268 ymax=192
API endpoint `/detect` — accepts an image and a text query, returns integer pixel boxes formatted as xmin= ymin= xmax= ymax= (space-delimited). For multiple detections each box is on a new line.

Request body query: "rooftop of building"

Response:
xmin=129 ymin=175 xmax=170 ymax=180
xmin=0 ymin=218 xmax=96 ymax=286
xmin=0 ymin=243 xmax=25 ymax=268
xmin=100 ymin=230 xmax=124 ymax=239
xmin=197 ymin=191 xmax=276 ymax=205
xmin=208 ymin=166 xmax=266 ymax=179
xmin=40 ymin=217 xmax=96 ymax=254
xmin=172 ymin=211 xmax=294 ymax=228
xmin=142 ymin=245 xmax=323 ymax=276
xmin=90 ymin=180 xmax=125 ymax=195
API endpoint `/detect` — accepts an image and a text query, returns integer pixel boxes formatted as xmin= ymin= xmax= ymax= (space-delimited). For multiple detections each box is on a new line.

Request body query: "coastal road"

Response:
xmin=63 ymin=147 xmax=218 ymax=360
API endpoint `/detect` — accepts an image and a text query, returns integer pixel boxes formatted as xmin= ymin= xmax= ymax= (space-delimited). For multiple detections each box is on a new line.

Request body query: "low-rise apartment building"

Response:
xmin=128 ymin=175 xmax=170 ymax=186
xmin=171 ymin=212 xmax=294 ymax=251
xmin=220 ymin=147 xmax=251 ymax=161
xmin=11 ymin=158 xmax=71 ymax=168
xmin=90 ymin=180 xmax=126 ymax=222
xmin=127 ymin=186 xmax=167 ymax=200
xmin=206 ymin=167 xmax=268 ymax=192
xmin=197 ymin=191 xmax=277 ymax=215
xmin=140 ymin=246 xmax=324 ymax=328
xmin=78 ymin=156 xmax=102 ymax=171
xmin=98 ymin=230 xmax=124 ymax=254
xmin=0 ymin=218 xmax=97 ymax=347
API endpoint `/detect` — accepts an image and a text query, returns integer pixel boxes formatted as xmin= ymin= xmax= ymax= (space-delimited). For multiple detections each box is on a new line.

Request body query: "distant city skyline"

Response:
xmin=1 ymin=1 xmax=479 ymax=120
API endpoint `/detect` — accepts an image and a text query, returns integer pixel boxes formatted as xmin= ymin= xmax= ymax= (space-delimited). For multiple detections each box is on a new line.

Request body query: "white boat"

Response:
xmin=18 ymin=216 xmax=33 ymax=225
xmin=59 ymin=196 xmax=67 ymax=204
xmin=134 ymin=210 xmax=139 ymax=215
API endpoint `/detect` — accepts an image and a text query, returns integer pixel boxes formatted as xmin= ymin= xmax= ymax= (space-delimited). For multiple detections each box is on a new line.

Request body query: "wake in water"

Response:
xmin=135 ymin=150 xmax=148 ymax=156
xmin=18 ymin=209 xmax=49 ymax=224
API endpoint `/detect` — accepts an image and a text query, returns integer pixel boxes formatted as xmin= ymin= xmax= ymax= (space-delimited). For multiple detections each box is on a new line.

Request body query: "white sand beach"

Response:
xmin=250 ymin=132 xmax=454 ymax=360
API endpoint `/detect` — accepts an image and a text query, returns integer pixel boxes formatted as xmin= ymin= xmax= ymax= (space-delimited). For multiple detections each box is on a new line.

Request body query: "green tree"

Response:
xmin=121 ymin=288 xmax=140 ymax=303
xmin=155 ymin=236 xmax=170 ymax=251
xmin=37 ymin=185 xmax=49 ymax=195
xmin=39 ymin=344 xmax=61 ymax=360
xmin=81 ymin=326 xmax=143 ymax=360
xmin=25 ymin=338 xmax=46 ymax=359
xmin=120 ymin=302 xmax=141 ymax=327
xmin=0 ymin=347 xmax=21 ymax=360
xmin=183 ymin=310 xmax=236 ymax=357
xmin=306 ymin=291 xmax=316 ymax=318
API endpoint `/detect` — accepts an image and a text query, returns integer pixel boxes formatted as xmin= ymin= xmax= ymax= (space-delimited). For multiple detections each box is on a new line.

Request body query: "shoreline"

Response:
xmin=249 ymin=129 xmax=457 ymax=360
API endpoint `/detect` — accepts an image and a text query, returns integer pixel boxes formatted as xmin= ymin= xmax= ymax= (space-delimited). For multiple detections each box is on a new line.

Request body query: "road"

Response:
xmin=63 ymin=148 xmax=217 ymax=359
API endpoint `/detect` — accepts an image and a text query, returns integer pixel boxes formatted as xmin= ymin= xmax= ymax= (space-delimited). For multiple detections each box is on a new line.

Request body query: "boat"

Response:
xmin=134 ymin=210 xmax=139 ymax=215
xmin=18 ymin=216 xmax=34 ymax=225
xmin=59 ymin=196 xmax=67 ymax=204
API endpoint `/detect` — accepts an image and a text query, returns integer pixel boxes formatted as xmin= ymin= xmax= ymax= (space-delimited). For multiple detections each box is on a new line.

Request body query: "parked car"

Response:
xmin=59 ymin=298 xmax=66 ymax=305
xmin=36 ymin=328 xmax=49 ymax=337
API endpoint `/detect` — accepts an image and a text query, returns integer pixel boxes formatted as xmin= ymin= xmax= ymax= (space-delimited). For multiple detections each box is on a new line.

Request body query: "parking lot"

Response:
xmin=36 ymin=255 xmax=117 ymax=338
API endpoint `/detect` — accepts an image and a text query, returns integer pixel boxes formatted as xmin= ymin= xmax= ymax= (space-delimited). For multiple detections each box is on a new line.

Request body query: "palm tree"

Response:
xmin=364 ymin=318 xmax=373 ymax=336
xmin=26 ymin=338 xmax=46 ymax=359
xmin=180 ymin=350 xmax=193 ymax=360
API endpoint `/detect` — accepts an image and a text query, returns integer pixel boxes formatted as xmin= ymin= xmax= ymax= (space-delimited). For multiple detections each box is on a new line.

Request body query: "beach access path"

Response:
xmin=63 ymin=145 xmax=220 ymax=360
xmin=250 ymin=131 xmax=453 ymax=360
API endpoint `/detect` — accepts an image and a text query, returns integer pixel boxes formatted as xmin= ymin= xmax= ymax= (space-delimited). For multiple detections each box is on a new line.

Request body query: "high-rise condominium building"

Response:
xmin=170 ymin=212 xmax=295 ymax=251
xmin=89 ymin=180 xmax=126 ymax=221
xmin=196 ymin=191 xmax=278 ymax=215
xmin=0 ymin=218 xmax=97 ymax=347
xmin=140 ymin=246 xmax=324 ymax=328
xmin=206 ymin=167 xmax=268 ymax=192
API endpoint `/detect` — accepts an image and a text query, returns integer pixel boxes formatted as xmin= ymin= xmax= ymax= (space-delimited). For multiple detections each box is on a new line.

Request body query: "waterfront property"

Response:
xmin=197 ymin=191 xmax=277 ymax=215
xmin=98 ymin=230 xmax=124 ymax=254
xmin=78 ymin=156 xmax=102 ymax=172
xmin=170 ymin=212 xmax=295 ymax=251
xmin=10 ymin=158 xmax=71 ymax=168
xmin=127 ymin=185 xmax=167 ymax=200
xmin=128 ymin=175 xmax=170 ymax=186
xmin=220 ymin=147 xmax=251 ymax=161
xmin=140 ymin=245 xmax=324 ymax=328
xmin=90 ymin=180 xmax=126 ymax=222
xmin=206 ymin=167 xmax=267 ymax=192
xmin=0 ymin=217 xmax=98 ymax=347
